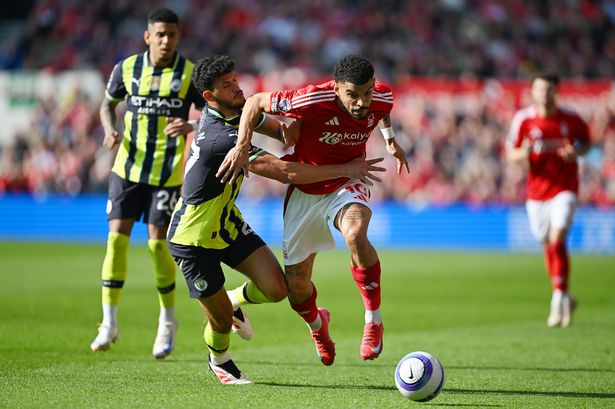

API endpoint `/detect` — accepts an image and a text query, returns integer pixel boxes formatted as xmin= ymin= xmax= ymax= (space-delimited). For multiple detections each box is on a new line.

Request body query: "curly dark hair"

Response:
xmin=147 ymin=8 xmax=179 ymax=26
xmin=333 ymin=54 xmax=374 ymax=85
xmin=192 ymin=55 xmax=236 ymax=94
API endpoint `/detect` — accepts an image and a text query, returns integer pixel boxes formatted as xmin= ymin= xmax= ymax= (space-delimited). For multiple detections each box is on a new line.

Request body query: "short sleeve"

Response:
xmin=105 ymin=62 xmax=126 ymax=101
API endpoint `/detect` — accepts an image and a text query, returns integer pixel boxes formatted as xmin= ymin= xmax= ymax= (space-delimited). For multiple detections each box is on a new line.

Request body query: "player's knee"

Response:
xmin=266 ymin=281 xmax=288 ymax=303
xmin=343 ymin=225 xmax=369 ymax=248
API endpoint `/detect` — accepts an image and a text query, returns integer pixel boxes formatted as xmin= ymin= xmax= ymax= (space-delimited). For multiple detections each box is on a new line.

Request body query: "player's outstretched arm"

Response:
xmin=258 ymin=118 xmax=301 ymax=150
xmin=378 ymin=115 xmax=409 ymax=174
xmin=217 ymin=92 xmax=273 ymax=184
xmin=249 ymin=154 xmax=386 ymax=185
xmin=100 ymin=99 xmax=120 ymax=149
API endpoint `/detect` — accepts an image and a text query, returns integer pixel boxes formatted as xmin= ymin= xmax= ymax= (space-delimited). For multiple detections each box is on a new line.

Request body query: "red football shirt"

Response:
xmin=269 ymin=80 xmax=393 ymax=194
xmin=507 ymin=106 xmax=591 ymax=200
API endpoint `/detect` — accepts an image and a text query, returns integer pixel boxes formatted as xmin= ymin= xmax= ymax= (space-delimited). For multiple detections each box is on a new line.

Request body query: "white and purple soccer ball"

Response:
xmin=394 ymin=351 xmax=445 ymax=401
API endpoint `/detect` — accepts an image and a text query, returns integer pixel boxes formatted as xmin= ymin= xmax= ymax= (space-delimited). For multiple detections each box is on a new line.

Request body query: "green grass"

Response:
xmin=1 ymin=242 xmax=614 ymax=408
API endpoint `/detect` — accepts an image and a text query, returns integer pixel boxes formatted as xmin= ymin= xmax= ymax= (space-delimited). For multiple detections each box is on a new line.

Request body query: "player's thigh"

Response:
xmin=550 ymin=191 xmax=578 ymax=231
xmin=329 ymin=180 xmax=372 ymax=232
xmin=173 ymin=246 xmax=226 ymax=300
xmin=283 ymin=188 xmax=335 ymax=266
xmin=233 ymin=245 xmax=287 ymax=302
xmin=106 ymin=173 xmax=146 ymax=222
xmin=144 ymin=185 xmax=181 ymax=228
xmin=526 ymin=199 xmax=550 ymax=242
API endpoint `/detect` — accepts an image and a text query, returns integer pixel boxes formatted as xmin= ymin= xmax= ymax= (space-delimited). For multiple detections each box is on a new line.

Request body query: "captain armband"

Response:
xmin=381 ymin=127 xmax=396 ymax=140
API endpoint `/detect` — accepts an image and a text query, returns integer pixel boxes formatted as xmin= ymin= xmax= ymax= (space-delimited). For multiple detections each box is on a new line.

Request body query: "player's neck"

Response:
xmin=209 ymin=103 xmax=239 ymax=118
xmin=149 ymin=51 xmax=176 ymax=68
xmin=536 ymin=104 xmax=557 ymax=117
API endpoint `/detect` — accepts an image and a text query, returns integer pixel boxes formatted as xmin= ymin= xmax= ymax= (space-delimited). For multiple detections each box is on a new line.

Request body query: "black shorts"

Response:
xmin=106 ymin=172 xmax=180 ymax=226
xmin=168 ymin=227 xmax=266 ymax=299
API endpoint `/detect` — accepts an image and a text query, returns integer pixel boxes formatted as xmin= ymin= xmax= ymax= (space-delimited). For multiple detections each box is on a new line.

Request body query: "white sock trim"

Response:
xmin=159 ymin=307 xmax=176 ymax=324
xmin=365 ymin=309 xmax=382 ymax=324
xmin=307 ymin=315 xmax=322 ymax=331
xmin=102 ymin=304 xmax=117 ymax=327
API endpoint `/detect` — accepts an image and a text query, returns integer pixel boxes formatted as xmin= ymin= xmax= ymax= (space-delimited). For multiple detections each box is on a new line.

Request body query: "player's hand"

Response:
xmin=557 ymin=143 xmax=577 ymax=162
xmin=521 ymin=138 xmax=533 ymax=157
xmin=164 ymin=117 xmax=191 ymax=137
xmin=103 ymin=130 xmax=120 ymax=149
xmin=385 ymin=139 xmax=410 ymax=174
xmin=217 ymin=145 xmax=249 ymax=184
xmin=282 ymin=120 xmax=302 ymax=150
xmin=346 ymin=157 xmax=386 ymax=186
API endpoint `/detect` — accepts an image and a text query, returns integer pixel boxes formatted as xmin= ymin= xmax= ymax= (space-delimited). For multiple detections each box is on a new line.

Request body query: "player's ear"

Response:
xmin=143 ymin=30 xmax=150 ymax=46
xmin=333 ymin=82 xmax=341 ymax=96
xmin=203 ymin=90 xmax=214 ymax=102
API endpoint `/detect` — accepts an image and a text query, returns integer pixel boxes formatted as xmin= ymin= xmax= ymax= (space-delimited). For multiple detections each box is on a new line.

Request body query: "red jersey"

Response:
xmin=507 ymin=106 xmax=590 ymax=200
xmin=269 ymin=80 xmax=393 ymax=194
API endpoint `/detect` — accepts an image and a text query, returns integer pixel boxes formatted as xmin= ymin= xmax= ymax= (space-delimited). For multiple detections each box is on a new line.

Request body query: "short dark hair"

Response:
xmin=147 ymin=8 xmax=179 ymax=26
xmin=532 ymin=72 xmax=559 ymax=86
xmin=192 ymin=55 xmax=236 ymax=94
xmin=333 ymin=54 xmax=374 ymax=85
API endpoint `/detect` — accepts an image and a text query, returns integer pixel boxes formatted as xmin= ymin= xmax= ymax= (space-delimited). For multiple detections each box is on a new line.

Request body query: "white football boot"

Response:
xmin=547 ymin=290 xmax=563 ymax=328
xmin=152 ymin=321 xmax=177 ymax=359
xmin=231 ymin=307 xmax=253 ymax=340
xmin=560 ymin=294 xmax=577 ymax=328
xmin=90 ymin=324 xmax=119 ymax=351
xmin=208 ymin=356 xmax=252 ymax=385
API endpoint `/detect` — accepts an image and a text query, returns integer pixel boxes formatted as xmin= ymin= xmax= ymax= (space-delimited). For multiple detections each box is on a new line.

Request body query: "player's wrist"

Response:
xmin=381 ymin=127 xmax=395 ymax=140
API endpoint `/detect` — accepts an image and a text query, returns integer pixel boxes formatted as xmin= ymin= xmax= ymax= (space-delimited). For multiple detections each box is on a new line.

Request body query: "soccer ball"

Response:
xmin=394 ymin=351 xmax=445 ymax=401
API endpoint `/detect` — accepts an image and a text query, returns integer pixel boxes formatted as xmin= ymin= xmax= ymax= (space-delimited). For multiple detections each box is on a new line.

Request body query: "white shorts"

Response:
xmin=526 ymin=191 xmax=578 ymax=242
xmin=282 ymin=179 xmax=371 ymax=265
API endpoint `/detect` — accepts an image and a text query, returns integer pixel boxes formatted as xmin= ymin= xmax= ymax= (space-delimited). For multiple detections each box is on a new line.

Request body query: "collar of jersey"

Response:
xmin=207 ymin=106 xmax=240 ymax=122
xmin=143 ymin=50 xmax=179 ymax=69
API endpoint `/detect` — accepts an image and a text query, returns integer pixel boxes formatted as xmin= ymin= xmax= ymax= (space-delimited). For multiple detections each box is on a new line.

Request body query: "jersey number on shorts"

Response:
xmin=156 ymin=190 xmax=179 ymax=217
xmin=344 ymin=183 xmax=370 ymax=203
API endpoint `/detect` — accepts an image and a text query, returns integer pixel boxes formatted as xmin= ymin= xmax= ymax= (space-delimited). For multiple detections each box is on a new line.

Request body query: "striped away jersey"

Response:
xmin=105 ymin=51 xmax=205 ymax=187
xmin=167 ymin=106 xmax=266 ymax=252
xmin=269 ymin=80 xmax=393 ymax=194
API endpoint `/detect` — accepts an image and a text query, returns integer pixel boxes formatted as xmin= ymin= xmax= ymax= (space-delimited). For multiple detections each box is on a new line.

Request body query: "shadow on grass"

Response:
xmin=446 ymin=365 xmax=615 ymax=374
xmin=257 ymin=381 xmax=615 ymax=400
xmin=446 ymin=388 xmax=615 ymax=399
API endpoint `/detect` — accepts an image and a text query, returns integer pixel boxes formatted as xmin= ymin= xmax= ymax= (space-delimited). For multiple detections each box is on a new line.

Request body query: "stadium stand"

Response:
xmin=0 ymin=0 xmax=614 ymax=206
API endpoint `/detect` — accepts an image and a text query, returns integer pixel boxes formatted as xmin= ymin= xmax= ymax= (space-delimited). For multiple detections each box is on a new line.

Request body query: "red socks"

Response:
xmin=351 ymin=260 xmax=382 ymax=311
xmin=290 ymin=285 xmax=319 ymax=323
xmin=546 ymin=242 xmax=569 ymax=291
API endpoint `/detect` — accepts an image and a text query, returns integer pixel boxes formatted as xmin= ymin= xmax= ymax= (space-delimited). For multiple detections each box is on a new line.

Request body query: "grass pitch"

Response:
xmin=1 ymin=242 xmax=614 ymax=408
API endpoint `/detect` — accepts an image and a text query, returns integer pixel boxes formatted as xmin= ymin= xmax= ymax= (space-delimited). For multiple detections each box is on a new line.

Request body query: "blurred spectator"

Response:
xmin=1 ymin=0 xmax=614 ymax=206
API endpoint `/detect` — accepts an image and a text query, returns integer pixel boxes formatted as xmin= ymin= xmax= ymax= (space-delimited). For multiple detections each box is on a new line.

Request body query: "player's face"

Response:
xmin=144 ymin=22 xmax=180 ymax=67
xmin=531 ymin=78 xmax=557 ymax=108
xmin=208 ymin=72 xmax=246 ymax=112
xmin=334 ymin=79 xmax=375 ymax=119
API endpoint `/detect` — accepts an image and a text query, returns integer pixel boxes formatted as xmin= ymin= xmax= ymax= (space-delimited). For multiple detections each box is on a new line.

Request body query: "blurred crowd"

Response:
xmin=1 ymin=0 xmax=615 ymax=206
xmin=3 ymin=0 xmax=615 ymax=79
